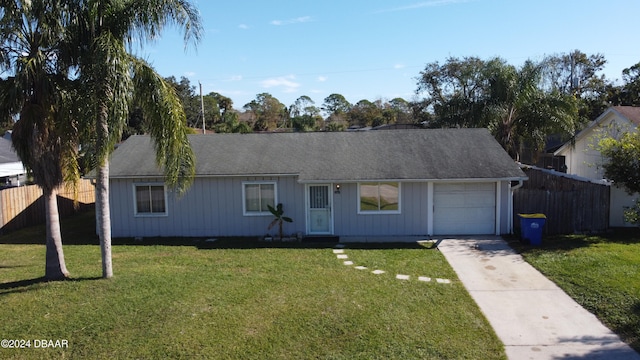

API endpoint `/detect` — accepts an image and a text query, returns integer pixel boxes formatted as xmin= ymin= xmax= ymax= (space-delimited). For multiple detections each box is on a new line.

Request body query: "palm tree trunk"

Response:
xmin=44 ymin=188 xmax=69 ymax=281
xmin=96 ymin=161 xmax=113 ymax=278
xmin=95 ymin=94 xmax=113 ymax=278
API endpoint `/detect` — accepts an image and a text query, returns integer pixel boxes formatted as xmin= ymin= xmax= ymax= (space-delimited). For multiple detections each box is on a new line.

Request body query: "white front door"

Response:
xmin=307 ymin=184 xmax=332 ymax=234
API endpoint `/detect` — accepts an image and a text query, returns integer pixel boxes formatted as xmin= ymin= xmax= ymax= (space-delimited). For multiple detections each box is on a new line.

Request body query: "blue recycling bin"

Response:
xmin=518 ymin=214 xmax=546 ymax=246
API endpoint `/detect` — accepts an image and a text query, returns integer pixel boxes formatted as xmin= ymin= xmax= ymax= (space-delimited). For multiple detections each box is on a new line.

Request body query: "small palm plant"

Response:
xmin=267 ymin=203 xmax=293 ymax=240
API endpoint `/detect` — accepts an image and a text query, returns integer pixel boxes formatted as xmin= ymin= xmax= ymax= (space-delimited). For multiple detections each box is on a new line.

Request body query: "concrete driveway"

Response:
xmin=437 ymin=236 xmax=640 ymax=360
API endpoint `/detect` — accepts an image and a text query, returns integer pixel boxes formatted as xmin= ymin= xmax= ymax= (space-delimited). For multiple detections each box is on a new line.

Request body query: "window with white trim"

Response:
xmin=243 ymin=182 xmax=276 ymax=215
xmin=134 ymin=184 xmax=167 ymax=216
xmin=358 ymin=182 xmax=400 ymax=213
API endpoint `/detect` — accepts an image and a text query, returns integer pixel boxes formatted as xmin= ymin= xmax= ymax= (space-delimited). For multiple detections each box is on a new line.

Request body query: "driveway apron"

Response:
xmin=438 ymin=237 xmax=640 ymax=360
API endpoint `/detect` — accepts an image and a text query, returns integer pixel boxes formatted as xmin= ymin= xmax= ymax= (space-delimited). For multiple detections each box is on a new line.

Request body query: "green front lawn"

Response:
xmin=0 ymin=213 xmax=505 ymax=359
xmin=511 ymin=229 xmax=640 ymax=352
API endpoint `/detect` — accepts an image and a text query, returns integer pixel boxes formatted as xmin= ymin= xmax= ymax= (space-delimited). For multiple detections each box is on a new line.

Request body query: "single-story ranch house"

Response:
xmin=107 ymin=128 xmax=527 ymax=240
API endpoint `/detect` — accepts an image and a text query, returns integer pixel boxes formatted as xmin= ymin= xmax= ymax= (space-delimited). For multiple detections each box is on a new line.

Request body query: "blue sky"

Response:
xmin=141 ymin=0 xmax=640 ymax=110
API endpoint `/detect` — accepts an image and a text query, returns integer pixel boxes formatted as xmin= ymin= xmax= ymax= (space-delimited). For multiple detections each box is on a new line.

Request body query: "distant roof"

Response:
xmin=108 ymin=128 xmax=526 ymax=182
xmin=611 ymin=106 xmax=640 ymax=126
xmin=0 ymin=137 xmax=20 ymax=164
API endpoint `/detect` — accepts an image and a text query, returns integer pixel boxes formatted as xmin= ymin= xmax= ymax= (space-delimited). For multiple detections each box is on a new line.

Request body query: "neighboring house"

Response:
xmin=554 ymin=106 xmax=640 ymax=227
xmin=107 ymin=129 xmax=527 ymax=240
xmin=0 ymin=135 xmax=26 ymax=188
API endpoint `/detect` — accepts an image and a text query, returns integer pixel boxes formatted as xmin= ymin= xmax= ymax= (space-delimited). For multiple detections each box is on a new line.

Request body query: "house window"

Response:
xmin=358 ymin=182 xmax=400 ymax=214
xmin=243 ymin=182 xmax=276 ymax=216
xmin=134 ymin=184 xmax=167 ymax=216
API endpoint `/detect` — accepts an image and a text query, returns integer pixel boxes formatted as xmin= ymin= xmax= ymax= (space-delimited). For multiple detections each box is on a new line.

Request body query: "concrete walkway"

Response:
xmin=437 ymin=237 xmax=640 ymax=360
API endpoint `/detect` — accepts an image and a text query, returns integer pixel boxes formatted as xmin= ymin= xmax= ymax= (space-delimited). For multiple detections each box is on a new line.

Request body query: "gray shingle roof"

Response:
xmin=0 ymin=137 xmax=20 ymax=164
xmin=109 ymin=128 xmax=526 ymax=181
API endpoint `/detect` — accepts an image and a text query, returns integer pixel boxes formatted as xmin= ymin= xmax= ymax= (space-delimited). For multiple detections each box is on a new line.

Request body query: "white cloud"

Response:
xmin=228 ymin=75 xmax=243 ymax=82
xmin=317 ymin=76 xmax=328 ymax=82
xmin=261 ymin=75 xmax=300 ymax=93
xmin=270 ymin=16 xmax=312 ymax=26
xmin=238 ymin=24 xmax=249 ymax=30
xmin=184 ymin=71 xmax=196 ymax=77
xmin=377 ymin=0 xmax=471 ymax=13
xmin=393 ymin=64 xmax=405 ymax=69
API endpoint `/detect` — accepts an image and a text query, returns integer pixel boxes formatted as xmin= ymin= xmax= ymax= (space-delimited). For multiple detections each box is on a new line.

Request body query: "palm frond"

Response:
xmin=131 ymin=56 xmax=195 ymax=194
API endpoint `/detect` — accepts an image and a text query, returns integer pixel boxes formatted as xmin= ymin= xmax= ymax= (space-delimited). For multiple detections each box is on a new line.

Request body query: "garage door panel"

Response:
xmin=436 ymin=183 xmax=466 ymax=192
xmin=433 ymin=182 xmax=496 ymax=235
xmin=465 ymin=183 xmax=495 ymax=191
xmin=434 ymin=195 xmax=494 ymax=208
xmin=434 ymin=207 xmax=494 ymax=223
xmin=434 ymin=193 xmax=466 ymax=207
xmin=465 ymin=193 xmax=496 ymax=207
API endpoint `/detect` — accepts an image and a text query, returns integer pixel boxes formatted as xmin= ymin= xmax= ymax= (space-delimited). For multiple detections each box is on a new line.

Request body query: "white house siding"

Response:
xmin=556 ymin=112 xmax=638 ymax=227
xmin=610 ymin=186 xmax=639 ymax=227
xmin=558 ymin=114 xmax=633 ymax=179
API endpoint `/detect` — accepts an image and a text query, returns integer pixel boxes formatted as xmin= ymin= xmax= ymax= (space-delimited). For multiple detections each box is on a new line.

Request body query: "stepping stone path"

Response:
xmin=332 ymin=245 xmax=452 ymax=284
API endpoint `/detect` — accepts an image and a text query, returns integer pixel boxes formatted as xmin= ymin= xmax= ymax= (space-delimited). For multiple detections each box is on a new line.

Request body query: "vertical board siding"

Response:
xmin=333 ymin=182 xmax=430 ymax=236
xmin=513 ymin=167 xmax=610 ymax=234
xmin=110 ymin=176 xmax=306 ymax=238
xmin=111 ymin=178 xmax=515 ymax=238
xmin=0 ymin=179 xmax=95 ymax=233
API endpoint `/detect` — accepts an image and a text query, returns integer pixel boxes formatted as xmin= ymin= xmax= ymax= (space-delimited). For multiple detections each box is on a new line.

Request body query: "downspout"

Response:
xmin=509 ymin=180 xmax=524 ymax=234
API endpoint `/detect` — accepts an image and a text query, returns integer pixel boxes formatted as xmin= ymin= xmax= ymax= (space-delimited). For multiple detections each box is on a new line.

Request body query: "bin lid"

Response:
xmin=518 ymin=213 xmax=547 ymax=219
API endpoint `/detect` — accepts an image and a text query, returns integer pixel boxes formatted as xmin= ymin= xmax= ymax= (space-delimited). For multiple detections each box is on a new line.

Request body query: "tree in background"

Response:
xmin=213 ymin=111 xmax=251 ymax=133
xmin=322 ymin=93 xmax=351 ymax=128
xmin=164 ymin=76 xmax=201 ymax=128
xmin=243 ymin=93 xmax=287 ymax=131
xmin=485 ymin=60 xmax=578 ymax=159
xmin=205 ymin=92 xmax=232 ymax=124
xmin=325 ymin=122 xmax=345 ymax=132
xmin=416 ymin=56 xmax=490 ymax=128
xmin=347 ymin=99 xmax=382 ymax=128
xmin=290 ymin=95 xmax=322 ymax=131
xmin=541 ymin=50 xmax=610 ymax=124
xmin=122 ymin=108 xmax=147 ymax=139
xmin=70 ymin=0 xmax=201 ymax=278
xmin=0 ymin=0 xmax=79 ymax=280
xmin=416 ymin=56 xmax=579 ymax=159
xmin=598 ymin=131 xmax=640 ymax=224
xmin=387 ymin=97 xmax=413 ymax=124
xmin=607 ymin=62 xmax=640 ymax=107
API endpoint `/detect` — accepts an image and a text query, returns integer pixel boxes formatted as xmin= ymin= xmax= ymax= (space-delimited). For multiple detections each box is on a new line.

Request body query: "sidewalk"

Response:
xmin=437 ymin=237 xmax=640 ymax=360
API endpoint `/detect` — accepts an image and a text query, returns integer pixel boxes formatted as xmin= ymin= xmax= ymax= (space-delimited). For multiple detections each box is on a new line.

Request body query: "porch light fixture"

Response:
xmin=334 ymin=184 xmax=341 ymax=194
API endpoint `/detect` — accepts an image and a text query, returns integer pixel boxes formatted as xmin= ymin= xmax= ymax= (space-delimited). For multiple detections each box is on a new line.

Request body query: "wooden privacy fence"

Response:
xmin=514 ymin=166 xmax=610 ymax=235
xmin=0 ymin=179 xmax=95 ymax=234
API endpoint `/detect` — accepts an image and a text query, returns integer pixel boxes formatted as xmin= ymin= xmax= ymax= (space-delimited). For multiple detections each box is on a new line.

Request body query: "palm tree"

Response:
xmin=0 ymin=0 xmax=79 ymax=280
xmin=486 ymin=60 xmax=578 ymax=159
xmin=68 ymin=0 xmax=202 ymax=278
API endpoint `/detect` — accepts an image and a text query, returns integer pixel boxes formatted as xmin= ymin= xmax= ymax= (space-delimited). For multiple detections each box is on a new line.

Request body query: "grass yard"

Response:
xmin=0 ymin=211 xmax=505 ymax=359
xmin=510 ymin=229 xmax=640 ymax=352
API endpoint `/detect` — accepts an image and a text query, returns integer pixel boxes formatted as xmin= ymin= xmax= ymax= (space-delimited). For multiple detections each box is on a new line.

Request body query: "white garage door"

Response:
xmin=433 ymin=183 xmax=496 ymax=235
